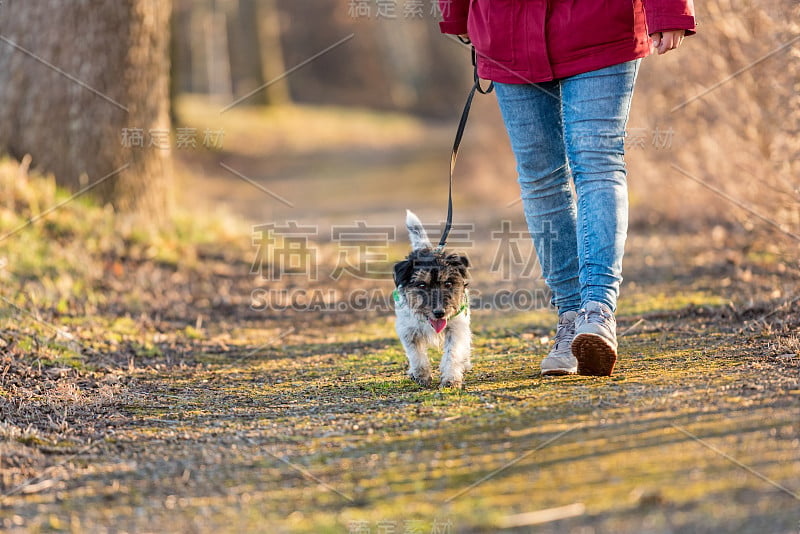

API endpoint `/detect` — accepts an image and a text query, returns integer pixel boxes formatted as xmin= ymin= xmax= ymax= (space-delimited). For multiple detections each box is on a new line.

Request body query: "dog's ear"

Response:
xmin=393 ymin=259 xmax=413 ymax=287
xmin=445 ymin=253 xmax=470 ymax=270
xmin=444 ymin=253 xmax=470 ymax=282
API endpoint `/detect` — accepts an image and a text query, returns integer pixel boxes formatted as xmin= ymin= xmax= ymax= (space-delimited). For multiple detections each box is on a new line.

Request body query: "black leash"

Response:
xmin=438 ymin=42 xmax=494 ymax=250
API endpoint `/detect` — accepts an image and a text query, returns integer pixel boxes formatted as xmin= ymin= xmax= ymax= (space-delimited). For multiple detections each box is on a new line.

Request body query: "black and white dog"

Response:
xmin=393 ymin=211 xmax=472 ymax=388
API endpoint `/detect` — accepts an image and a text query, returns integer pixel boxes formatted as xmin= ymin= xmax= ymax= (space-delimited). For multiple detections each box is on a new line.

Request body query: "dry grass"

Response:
xmin=626 ymin=0 xmax=800 ymax=237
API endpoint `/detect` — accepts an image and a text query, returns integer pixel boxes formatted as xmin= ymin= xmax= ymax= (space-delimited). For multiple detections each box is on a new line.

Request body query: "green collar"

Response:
xmin=451 ymin=296 xmax=469 ymax=318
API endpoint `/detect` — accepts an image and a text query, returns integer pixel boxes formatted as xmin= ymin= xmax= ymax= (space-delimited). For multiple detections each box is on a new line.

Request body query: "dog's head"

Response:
xmin=393 ymin=248 xmax=470 ymax=333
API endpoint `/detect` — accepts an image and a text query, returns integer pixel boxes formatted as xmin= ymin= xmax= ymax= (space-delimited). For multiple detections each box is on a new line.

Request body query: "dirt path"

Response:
xmin=2 ymin=228 xmax=798 ymax=533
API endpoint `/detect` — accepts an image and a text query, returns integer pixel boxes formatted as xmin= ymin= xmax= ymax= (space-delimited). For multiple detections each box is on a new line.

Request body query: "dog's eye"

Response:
xmin=444 ymin=281 xmax=453 ymax=289
xmin=416 ymin=281 xmax=427 ymax=289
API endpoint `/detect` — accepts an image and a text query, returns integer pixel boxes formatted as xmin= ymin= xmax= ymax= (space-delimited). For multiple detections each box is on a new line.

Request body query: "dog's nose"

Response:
xmin=433 ymin=310 xmax=445 ymax=319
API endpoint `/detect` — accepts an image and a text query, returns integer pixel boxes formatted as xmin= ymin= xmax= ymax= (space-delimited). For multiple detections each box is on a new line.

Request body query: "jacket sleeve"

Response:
xmin=645 ymin=0 xmax=697 ymax=36
xmin=438 ymin=0 xmax=470 ymax=35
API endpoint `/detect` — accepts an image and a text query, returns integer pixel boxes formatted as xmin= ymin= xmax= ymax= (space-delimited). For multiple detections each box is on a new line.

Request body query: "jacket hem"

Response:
xmin=478 ymin=42 xmax=650 ymax=84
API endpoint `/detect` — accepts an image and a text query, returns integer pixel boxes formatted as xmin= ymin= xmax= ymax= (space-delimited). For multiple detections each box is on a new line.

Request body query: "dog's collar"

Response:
xmin=451 ymin=290 xmax=469 ymax=318
xmin=392 ymin=287 xmax=403 ymax=306
xmin=392 ymin=287 xmax=469 ymax=319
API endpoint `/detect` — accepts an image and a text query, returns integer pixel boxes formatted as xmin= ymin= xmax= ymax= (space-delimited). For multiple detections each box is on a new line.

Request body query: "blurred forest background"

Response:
xmin=170 ymin=0 xmax=799 ymax=238
xmin=0 ymin=0 xmax=796 ymax=325
xmin=0 ymin=0 xmax=797 ymax=242
xmin=171 ymin=0 xmax=469 ymax=114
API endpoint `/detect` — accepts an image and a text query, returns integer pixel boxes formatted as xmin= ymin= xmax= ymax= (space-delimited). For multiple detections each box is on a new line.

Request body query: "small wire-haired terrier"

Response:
xmin=393 ymin=210 xmax=472 ymax=388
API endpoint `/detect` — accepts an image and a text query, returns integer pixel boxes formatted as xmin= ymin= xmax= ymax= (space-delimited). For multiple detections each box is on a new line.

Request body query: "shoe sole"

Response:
xmin=572 ymin=333 xmax=617 ymax=376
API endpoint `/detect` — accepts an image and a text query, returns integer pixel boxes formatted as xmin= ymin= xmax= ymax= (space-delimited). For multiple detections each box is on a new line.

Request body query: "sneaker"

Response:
xmin=571 ymin=301 xmax=618 ymax=376
xmin=540 ymin=310 xmax=578 ymax=376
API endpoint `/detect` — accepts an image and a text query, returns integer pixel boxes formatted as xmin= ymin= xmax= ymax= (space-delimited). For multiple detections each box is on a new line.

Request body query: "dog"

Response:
xmin=393 ymin=210 xmax=472 ymax=388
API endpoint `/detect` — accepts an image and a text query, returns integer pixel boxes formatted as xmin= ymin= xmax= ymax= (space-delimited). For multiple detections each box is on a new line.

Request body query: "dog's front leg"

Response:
xmin=439 ymin=316 xmax=472 ymax=389
xmin=398 ymin=329 xmax=433 ymax=387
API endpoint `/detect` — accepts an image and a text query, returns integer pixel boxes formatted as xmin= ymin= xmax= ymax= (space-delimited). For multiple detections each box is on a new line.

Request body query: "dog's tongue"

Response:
xmin=430 ymin=318 xmax=447 ymax=333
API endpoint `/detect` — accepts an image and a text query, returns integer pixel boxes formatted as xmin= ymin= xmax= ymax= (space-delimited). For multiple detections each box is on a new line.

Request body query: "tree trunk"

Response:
xmin=0 ymin=0 xmax=173 ymax=225
xmin=203 ymin=1 xmax=233 ymax=99
xmin=256 ymin=0 xmax=290 ymax=105
xmin=226 ymin=0 xmax=266 ymax=104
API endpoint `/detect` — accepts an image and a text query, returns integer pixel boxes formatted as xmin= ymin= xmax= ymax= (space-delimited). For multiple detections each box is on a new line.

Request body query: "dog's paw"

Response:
xmin=409 ymin=371 xmax=433 ymax=388
xmin=439 ymin=378 xmax=463 ymax=390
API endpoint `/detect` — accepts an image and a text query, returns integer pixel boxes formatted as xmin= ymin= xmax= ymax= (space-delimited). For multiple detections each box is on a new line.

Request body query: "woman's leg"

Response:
xmin=560 ymin=59 xmax=640 ymax=376
xmin=494 ymin=81 xmax=581 ymax=314
xmin=560 ymin=59 xmax=640 ymax=313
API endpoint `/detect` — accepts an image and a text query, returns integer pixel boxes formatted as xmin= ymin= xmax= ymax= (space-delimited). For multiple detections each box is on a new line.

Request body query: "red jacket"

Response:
xmin=439 ymin=0 xmax=696 ymax=83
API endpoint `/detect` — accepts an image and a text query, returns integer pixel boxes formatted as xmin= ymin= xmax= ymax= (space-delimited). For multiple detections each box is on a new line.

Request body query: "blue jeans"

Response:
xmin=494 ymin=59 xmax=640 ymax=314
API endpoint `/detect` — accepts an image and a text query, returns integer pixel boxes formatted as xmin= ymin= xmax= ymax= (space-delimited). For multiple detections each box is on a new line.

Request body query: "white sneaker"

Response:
xmin=540 ymin=310 xmax=578 ymax=376
xmin=572 ymin=301 xmax=618 ymax=376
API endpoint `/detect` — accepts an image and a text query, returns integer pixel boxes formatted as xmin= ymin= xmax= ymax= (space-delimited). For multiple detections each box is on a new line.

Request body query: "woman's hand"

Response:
xmin=650 ymin=30 xmax=685 ymax=55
